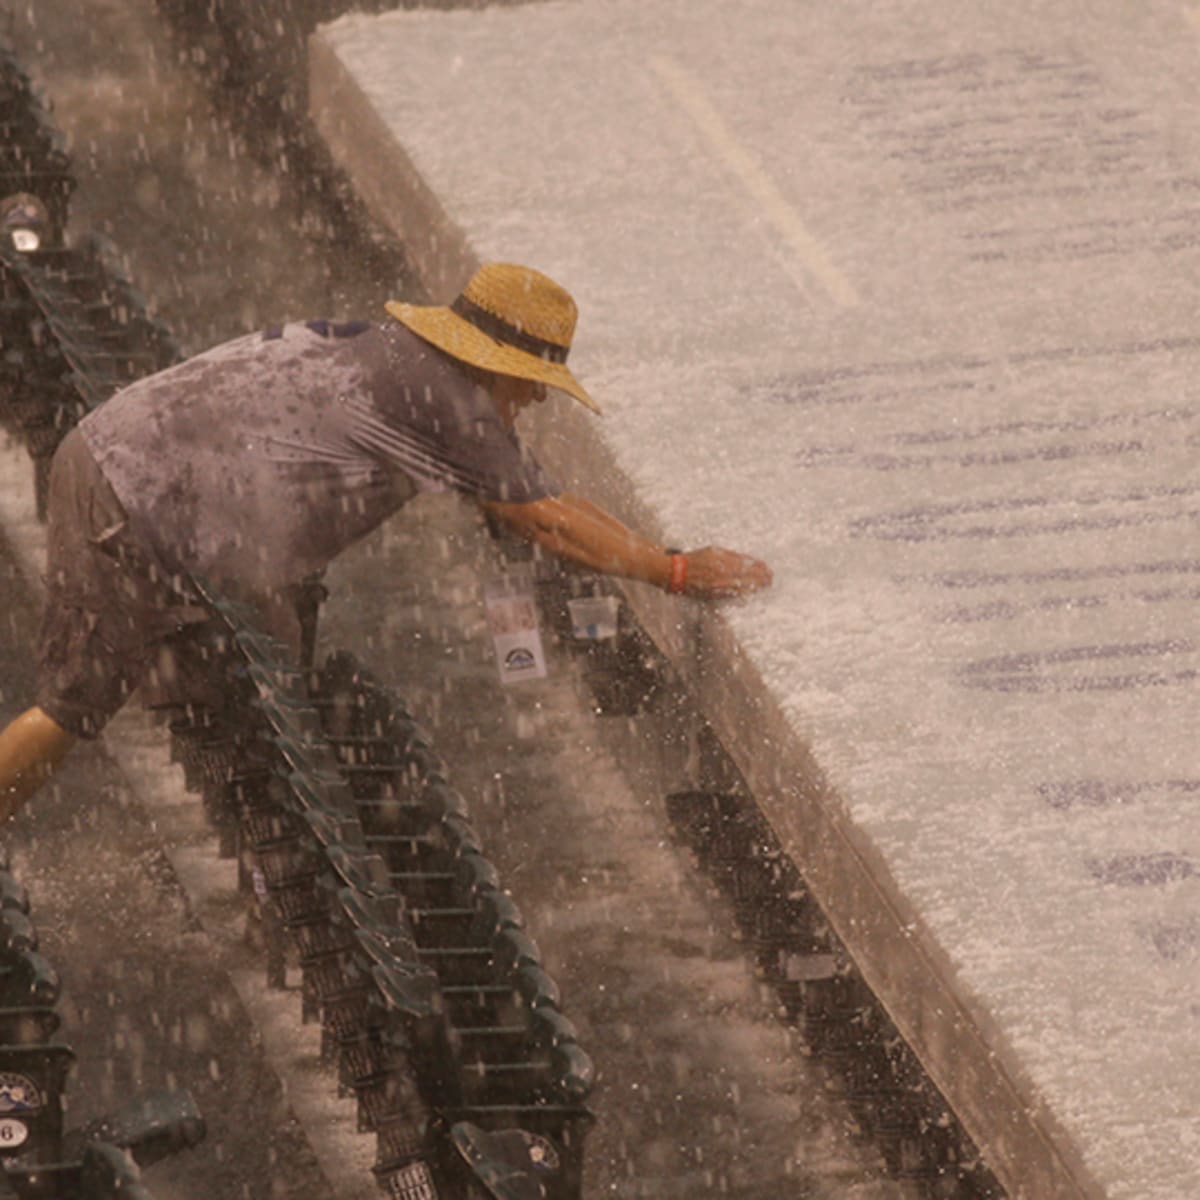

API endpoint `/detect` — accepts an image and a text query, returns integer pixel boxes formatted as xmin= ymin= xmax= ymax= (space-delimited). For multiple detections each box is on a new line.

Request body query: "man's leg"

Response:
xmin=18 ymin=427 xmax=140 ymax=823
xmin=0 ymin=705 xmax=77 ymax=822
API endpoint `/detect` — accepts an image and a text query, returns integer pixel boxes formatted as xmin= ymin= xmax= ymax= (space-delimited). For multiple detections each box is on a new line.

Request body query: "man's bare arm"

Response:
xmin=480 ymin=493 xmax=772 ymax=598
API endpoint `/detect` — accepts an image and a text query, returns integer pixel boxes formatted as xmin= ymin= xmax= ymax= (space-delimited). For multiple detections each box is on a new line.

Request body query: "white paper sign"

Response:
xmin=567 ymin=594 xmax=620 ymax=640
xmin=484 ymin=571 xmax=548 ymax=684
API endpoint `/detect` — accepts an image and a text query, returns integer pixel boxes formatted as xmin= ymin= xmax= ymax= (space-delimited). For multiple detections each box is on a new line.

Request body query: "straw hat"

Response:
xmin=385 ymin=263 xmax=600 ymax=415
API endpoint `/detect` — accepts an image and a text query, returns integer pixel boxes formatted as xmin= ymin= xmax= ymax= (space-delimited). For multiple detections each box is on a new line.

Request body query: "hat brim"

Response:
xmin=385 ymin=300 xmax=601 ymax=415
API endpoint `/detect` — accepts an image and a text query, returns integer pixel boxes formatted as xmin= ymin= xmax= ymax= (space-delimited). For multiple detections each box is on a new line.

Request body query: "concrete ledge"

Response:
xmin=302 ymin=46 xmax=1099 ymax=1200
xmin=307 ymin=7 xmax=1200 ymax=1198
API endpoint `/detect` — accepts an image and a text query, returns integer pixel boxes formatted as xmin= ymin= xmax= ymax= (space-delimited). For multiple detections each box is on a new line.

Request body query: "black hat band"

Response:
xmin=451 ymin=295 xmax=570 ymax=365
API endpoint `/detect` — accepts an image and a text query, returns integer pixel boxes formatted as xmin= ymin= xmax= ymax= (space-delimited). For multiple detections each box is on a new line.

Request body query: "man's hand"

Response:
xmin=679 ymin=547 xmax=773 ymax=599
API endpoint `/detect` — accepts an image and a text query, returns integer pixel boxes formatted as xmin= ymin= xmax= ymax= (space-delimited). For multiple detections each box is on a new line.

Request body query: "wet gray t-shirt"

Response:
xmin=78 ymin=319 xmax=557 ymax=591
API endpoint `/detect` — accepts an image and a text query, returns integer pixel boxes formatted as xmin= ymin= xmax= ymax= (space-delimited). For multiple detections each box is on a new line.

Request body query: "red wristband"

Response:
xmin=667 ymin=553 xmax=688 ymax=594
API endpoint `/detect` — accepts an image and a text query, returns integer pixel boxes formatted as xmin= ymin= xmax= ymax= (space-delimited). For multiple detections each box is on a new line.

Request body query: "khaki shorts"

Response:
xmin=36 ymin=428 xmax=219 ymax=738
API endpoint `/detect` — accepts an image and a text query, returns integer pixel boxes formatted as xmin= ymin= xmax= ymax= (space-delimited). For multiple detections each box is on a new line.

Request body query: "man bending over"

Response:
xmin=0 ymin=263 xmax=772 ymax=820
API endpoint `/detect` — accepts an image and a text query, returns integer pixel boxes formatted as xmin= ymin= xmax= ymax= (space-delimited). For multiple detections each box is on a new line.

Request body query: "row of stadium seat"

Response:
xmin=664 ymin=790 xmax=1002 ymax=1190
xmin=0 ymin=50 xmax=73 ymax=241
xmin=0 ymin=860 xmax=205 ymax=1199
xmin=0 ymin=238 xmax=181 ymax=516
xmin=154 ymin=588 xmax=596 ymax=1200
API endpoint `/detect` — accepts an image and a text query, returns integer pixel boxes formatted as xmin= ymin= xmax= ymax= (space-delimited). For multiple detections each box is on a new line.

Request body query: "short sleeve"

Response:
xmin=344 ymin=324 xmax=561 ymax=503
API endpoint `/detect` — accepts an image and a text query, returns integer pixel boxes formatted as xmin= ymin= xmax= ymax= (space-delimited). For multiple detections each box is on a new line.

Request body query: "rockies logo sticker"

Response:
xmin=0 ymin=1074 xmax=42 ymax=1115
